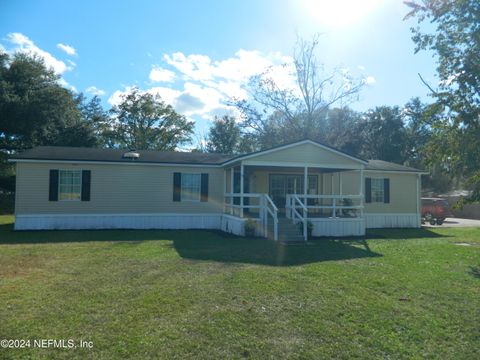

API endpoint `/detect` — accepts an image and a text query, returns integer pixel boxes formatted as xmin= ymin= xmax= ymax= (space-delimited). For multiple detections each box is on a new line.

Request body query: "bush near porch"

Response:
xmin=0 ymin=215 xmax=479 ymax=359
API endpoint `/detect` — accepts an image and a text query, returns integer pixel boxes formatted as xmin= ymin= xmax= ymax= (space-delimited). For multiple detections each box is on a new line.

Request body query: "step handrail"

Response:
xmin=291 ymin=194 xmax=308 ymax=242
xmin=263 ymin=194 xmax=278 ymax=241
xmin=223 ymin=192 xmax=278 ymax=241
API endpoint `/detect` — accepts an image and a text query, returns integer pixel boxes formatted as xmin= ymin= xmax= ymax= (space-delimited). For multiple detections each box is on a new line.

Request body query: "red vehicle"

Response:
xmin=421 ymin=198 xmax=451 ymax=225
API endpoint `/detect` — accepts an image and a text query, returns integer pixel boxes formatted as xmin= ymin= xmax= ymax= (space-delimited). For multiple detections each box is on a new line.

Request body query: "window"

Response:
xmin=59 ymin=170 xmax=82 ymax=201
xmin=181 ymin=173 xmax=201 ymax=202
xmin=371 ymin=178 xmax=384 ymax=203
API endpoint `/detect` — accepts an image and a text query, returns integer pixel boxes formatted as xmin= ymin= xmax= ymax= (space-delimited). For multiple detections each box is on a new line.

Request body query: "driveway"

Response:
xmin=423 ymin=217 xmax=480 ymax=228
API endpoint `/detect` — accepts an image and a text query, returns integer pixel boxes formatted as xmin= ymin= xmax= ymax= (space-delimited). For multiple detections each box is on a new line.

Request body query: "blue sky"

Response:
xmin=1 ymin=0 xmax=437 ymax=139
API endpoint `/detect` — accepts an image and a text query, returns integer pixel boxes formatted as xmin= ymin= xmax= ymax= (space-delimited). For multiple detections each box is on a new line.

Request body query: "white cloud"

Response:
xmin=364 ymin=75 xmax=376 ymax=85
xmin=108 ymin=83 xmax=227 ymax=118
xmin=5 ymin=33 xmax=71 ymax=74
xmin=85 ymin=86 xmax=106 ymax=96
xmin=57 ymin=43 xmax=76 ymax=56
xmin=110 ymin=49 xmax=298 ymax=121
xmin=164 ymin=49 xmax=295 ymax=86
xmin=149 ymin=67 xmax=175 ymax=83
xmin=58 ymin=78 xmax=77 ymax=92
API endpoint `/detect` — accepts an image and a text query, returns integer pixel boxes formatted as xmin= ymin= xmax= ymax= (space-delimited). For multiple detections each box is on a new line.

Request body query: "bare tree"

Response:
xmin=234 ymin=35 xmax=366 ymax=144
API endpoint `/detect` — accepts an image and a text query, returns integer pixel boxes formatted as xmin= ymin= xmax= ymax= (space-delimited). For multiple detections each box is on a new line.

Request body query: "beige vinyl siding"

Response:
xmin=320 ymin=171 xmax=361 ymax=195
xmin=364 ymin=171 xmax=418 ymax=213
xmin=245 ymin=143 xmax=362 ymax=167
xmin=15 ymin=162 xmax=224 ymax=215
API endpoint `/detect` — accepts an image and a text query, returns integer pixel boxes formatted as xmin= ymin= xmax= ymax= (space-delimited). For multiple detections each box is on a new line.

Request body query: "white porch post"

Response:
xmin=339 ymin=172 xmax=343 ymax=195
xmin=303 ymin=166 xmax=308 ymax=240
xmin=303 ymin=166 xmax=308 ymax=206
xmin=331 ymin=173 xmax=335 ymax=218
xmin=230 ymin=167 xmax=234 ymax=215
xmin=223 ymin=169 xmax=226 ymax=213
xmin=360 ymin=169 xmax=364 ymax=218
xmin=322 ymin=173 xmax=326 ymax=214
xmin=240 ymin=162 xmax=244 ymax=218
xmin=416 ymin=173 xmax=421 ymax=227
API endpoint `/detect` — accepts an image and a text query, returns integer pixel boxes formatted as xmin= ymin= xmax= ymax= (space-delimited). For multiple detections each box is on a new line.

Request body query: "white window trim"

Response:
xmin=370 ymin=177 xmax=385 ymax=203
xmin=180 ymin=173 xmax=201 ymax=202
xmin=58 ymin=169 xmax=82 ymax=202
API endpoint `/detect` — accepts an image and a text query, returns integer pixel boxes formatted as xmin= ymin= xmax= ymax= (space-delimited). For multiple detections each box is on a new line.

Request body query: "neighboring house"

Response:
xmin=9 ymin=139 xmax=426 ymax=240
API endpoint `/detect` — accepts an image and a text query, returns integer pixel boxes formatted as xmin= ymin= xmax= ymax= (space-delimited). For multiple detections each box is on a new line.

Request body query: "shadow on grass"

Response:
xmin=172 ymin=236 xmax=380 ymax=266
xmin=0 ymin=222 xmax=380 ymax=266
xmin=468 ymin=266 xmax=480 ymax=279
xmin=366 ymin=227 xmax=451 ymax=240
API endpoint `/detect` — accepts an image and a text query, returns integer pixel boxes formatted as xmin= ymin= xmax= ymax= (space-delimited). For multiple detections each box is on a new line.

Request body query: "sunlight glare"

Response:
xmin=304 ymin=0 xmax=382 ymax=28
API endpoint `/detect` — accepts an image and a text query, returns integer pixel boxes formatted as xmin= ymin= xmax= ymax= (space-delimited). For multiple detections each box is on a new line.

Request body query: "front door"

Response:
xmin=269 ymin=174 xmax=317 ymax=209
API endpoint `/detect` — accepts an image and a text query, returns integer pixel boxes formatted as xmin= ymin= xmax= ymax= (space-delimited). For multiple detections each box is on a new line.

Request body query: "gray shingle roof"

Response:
xmin=365 ymin=160 xmax=424 ymax=173
xmin=10 ymin=145 xmax=425 ymax=172
xmin=10 ymin=146 xmax=235 ymax=165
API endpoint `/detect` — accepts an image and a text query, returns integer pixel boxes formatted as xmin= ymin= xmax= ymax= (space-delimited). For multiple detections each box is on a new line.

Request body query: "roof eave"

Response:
xmin=221 ymin=139 xmax=367 ymax=166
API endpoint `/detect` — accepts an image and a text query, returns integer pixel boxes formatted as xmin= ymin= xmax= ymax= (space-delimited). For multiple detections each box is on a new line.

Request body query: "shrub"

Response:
xmin=297 ymin=221 xmax=313 ymax=237
xmin=244 ymin=218 xmax=257 ymax=237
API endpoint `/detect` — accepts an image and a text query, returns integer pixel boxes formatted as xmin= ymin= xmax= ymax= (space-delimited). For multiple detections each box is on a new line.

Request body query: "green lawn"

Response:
xmin=0 ymin=215 xmax=479 ymax=359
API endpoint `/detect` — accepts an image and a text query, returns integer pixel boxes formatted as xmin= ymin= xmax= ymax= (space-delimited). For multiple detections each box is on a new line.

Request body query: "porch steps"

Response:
xmin=269 ymin=218 xmax=305 ymax=243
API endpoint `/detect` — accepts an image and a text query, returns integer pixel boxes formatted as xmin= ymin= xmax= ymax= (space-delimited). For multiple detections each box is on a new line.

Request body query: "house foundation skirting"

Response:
xmin=365 ymin=213 xmax=421 ymax=228
xmin=15 ymin=212 xmax=421 ymax=233
xmin=310 ymin=218 xmax=366 ymax=237
xmin=221 ymin=215 xmax=264 ymax=237
xmin=14 ymin=213 xmax=223 ymax=231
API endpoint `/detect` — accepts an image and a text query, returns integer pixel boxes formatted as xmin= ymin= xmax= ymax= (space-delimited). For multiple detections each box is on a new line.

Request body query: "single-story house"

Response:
xmin=9 ymin=139 xmax=426 ymax=241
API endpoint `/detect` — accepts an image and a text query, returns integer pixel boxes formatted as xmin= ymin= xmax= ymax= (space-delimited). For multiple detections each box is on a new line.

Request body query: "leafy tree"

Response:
xmin=110 ymin=88 xmax=194 ymax=150
xmin=0 ymin=52 xmax=97 ymax=191
xmin=356 ymin=106 xmax=407 ymax=164
xmin=322 ymin=107 xmax=363 ymax=155
xmin=402 ymin=97 xmax=434 ymax=168
xmin=0 ymin=52 xmax=96 ymax=152
xmin=234 ymin=35 xmax=366 ymax=149
xmin=77 ymin=94 xmax=114 ymax=147
xmin=206 ymin=116 xmax=241 ymax=154
xmin=405 ymin=0 xmax=480 ymax=201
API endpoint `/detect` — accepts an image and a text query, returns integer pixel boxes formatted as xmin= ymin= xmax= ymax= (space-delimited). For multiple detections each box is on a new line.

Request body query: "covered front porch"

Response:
xmin=221 ymin=162 xmax=366 ymax=241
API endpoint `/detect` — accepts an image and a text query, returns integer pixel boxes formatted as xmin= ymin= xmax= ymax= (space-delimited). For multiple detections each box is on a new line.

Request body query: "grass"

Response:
xmin=0 ymin=215 xmax=479 ymax=359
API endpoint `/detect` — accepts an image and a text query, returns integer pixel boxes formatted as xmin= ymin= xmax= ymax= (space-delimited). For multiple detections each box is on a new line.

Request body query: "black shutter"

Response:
xmin=201 ymin=173 xmax=209 ymax=202
xmin=81 ymin=170 xmax=91 ymax=201
xmin=384 ymin=178 xmax=390 ymax=203
xmin=49 ymin=169 xmax=59 ymax=201
xmin=365 ymin=177 xmax=371 ymax=203
xmin=173 ymin=172 xmax=181 ymax=202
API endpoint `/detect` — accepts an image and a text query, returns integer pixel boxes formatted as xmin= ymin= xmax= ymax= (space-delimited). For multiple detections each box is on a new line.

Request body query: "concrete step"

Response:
xmin=266 ymin=217 xmax=305 ymax=242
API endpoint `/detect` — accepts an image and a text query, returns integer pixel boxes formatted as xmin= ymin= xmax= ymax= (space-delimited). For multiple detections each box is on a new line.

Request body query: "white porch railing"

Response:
xmin=286 ymin=194 xmax=364 ymax=220
xmin=286 ymin=194 xmax=364 ymax=241
xmin=290 ymin=194 xmax=308 ymax=242
xmin=224 ymin=193 xmax=278 ymax=241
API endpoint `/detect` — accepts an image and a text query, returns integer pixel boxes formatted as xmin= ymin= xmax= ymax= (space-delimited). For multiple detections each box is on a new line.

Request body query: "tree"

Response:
xmin=356 ymin=106 xmax=407 ymax=164
xmin=322 ymin=107 xmax=363 ymax=154
xmin=0 ymin=52 xmax=97 ymax=192
xmin=402 ymin=97 xmax=434 ymax=168
xmin=110 ymin=88 xmax=194 ymax=150
xmin=0 ymin=52 xmax=96 ymax=152
xmin=234 ymin=35 xmax=366 ymax=149
xmin=77 ymin=94 xmax=114 ymax=147
xmin=405 ymin=0 xmax=480 ymax=201
xmin=206 ymin=116 xmax=241 ymax=154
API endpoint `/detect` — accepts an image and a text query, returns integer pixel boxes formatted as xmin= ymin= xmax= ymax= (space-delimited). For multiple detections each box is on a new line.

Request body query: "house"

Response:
xmin=9 ymin=139 xmax=426 ymax=240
